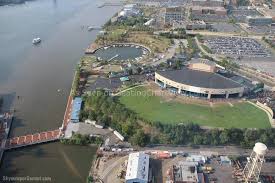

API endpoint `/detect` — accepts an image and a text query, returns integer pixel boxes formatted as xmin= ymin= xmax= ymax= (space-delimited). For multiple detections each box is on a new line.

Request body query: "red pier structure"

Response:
xmin=4 ymin=94 xmax=73 ymax=150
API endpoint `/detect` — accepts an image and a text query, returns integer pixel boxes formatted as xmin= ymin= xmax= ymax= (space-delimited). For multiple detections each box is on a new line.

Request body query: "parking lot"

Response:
xmin=246 ymin=25 xmax=275 ymax=35
xmin=192 ymin=14 xmax=229 ymax=22
xmin=238 ymin=57 xmax=275 ymax=77
xmin=211 ymin=23 xmax=242 ymax=33
xmin=205 ymin=36 xmax=271 ymax=57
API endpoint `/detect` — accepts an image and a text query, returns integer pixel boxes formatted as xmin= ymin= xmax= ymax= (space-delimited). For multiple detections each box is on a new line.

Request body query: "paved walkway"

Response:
xmin=187 ymin=30 xmax=263 ymax=40
xmin=248 ymin=101 xmax=275 ymax=128
xmin=112 ymin=84 xmax=147 ymax=96
xmin=150 ymin=39 xmax=179 ymax=66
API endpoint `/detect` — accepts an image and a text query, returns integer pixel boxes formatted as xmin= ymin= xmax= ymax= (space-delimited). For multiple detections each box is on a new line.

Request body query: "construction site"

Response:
xmin=89 ymin=143 xmax=275 ymax=183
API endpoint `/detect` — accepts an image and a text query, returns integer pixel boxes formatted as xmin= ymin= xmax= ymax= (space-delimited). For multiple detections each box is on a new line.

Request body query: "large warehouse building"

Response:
xmin=126 ymin=152 xmax=150 ymax=183
xmin=155 ymin=59 xmax=244 ymax=99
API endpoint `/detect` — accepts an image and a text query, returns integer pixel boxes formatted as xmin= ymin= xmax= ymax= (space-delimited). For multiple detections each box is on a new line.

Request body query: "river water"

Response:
xmin=0 ymin=0 xmax=121 ymax=182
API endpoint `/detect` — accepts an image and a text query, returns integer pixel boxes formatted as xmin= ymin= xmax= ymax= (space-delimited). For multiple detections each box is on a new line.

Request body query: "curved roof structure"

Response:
xmin=156 ymin=68 xmax=242 ymax=89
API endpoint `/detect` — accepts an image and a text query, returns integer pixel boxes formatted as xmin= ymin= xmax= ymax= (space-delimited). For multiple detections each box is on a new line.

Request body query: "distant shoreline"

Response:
xmin=0 ymin=0 xmax=33 ymax=6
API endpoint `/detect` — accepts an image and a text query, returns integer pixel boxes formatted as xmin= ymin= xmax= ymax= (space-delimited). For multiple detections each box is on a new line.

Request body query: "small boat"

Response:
xmin=88 ymin=26 xmax=94 ymax=31
xmin=32 ymin=38 xmax=41 ymax=45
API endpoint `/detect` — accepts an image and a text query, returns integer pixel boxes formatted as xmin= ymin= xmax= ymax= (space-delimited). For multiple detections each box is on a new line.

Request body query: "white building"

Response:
xmin=186 ymin=155 xmax=207 ymax=164
xmin=119 ymin=4 xmax=140 ymax=17
xmin=126 ymin=152 xmax=149 ymax=183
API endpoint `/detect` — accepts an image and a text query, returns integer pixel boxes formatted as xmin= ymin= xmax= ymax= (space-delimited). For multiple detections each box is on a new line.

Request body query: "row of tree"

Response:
xmin=81 ymin=90 xmax=147 ymax=146
xmin=71 ymin=65 xmax=81 ymax=97
xmin=263 ymin=37 xmax=275 ymax=49
xmin=151 ymin=123 xmax=275 ymax=148
xmin=187 ymin=36 xmax=199 ymax=59
xmin=80 ymin=92 xmax=275 ymax=148
xmin=60 ymin=133 xmax=103 ymax=145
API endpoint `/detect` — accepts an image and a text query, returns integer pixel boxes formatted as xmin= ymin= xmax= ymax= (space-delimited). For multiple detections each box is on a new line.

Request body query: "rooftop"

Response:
xmin=186 ymin=155 xmax=207 ymax=163
xmin=156 ymin=68 xmax=243 ymax=89
xmin=126 ymin=152 xmax=149 ymax=181
xmin=165 ymin=6 xmax=184 ymax=12
xmin=70 ymin=97 xmax=82 ymax=122
xmin=192 ymin=6 xmax=226 ymax=10
xmin=174 ymin=161 xmax=199 ymax=182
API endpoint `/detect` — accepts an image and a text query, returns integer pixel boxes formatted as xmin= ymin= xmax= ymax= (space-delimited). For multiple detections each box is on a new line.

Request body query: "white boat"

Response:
xmin=88 ymin=26 xmax=94 ymax=31
xmin=32 ymin=38 xmax=41 ymax=44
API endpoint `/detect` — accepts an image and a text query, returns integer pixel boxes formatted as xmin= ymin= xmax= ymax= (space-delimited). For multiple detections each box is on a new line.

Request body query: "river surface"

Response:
xmin=0 ymin=0 xmax=121 ymax=182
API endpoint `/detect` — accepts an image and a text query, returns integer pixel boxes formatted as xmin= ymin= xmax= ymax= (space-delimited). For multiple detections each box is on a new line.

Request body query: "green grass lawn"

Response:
xmin=119 ymin=87 xmax=271 ymax=128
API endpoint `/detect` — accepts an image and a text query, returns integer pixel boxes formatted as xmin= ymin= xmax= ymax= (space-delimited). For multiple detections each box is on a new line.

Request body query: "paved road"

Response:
xmin=139 ymin=145 xmax=275 ymax=157
xmin=195 ymin=36 xmax=221 ymax=62
xmin=150 ymin=39 xmax=179 ymax=66
xmin=187 ymin=30 xmax=263 ymax=40
xmin=101 ymin=156 xmax=128 ymax=182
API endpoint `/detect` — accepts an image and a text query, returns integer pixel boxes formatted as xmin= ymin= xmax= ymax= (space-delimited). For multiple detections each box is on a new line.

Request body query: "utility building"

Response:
xmin=70 ymin=97 xmax=82 ymax=123
xmin=126 ymin=152 xmax=150 ymax=183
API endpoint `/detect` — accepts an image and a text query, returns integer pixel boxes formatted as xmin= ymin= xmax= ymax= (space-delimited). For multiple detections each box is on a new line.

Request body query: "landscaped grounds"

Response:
xmin=119 ymin=86 xmax=271 ymax=128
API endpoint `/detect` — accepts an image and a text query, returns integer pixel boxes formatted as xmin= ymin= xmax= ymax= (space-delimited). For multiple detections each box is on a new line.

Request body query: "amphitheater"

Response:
xmin=155 ymin=59 xmax=244 ymax=99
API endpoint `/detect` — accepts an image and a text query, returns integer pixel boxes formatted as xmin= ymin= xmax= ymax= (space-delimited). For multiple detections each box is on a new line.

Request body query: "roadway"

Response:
xmin=187 ymin=30 xmax=263 ymax=40
xmin=139 ymin=145 xmax=275 ymax=157
xmin=150 ymin=39 xmax=179 ymax=66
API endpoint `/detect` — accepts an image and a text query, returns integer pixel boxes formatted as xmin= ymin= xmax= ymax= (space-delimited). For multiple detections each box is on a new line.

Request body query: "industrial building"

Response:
xmin=166 ymin=161 xmax=200 ymax=183
xmin=119 ymin=4 xmax=140 ymax=17
xmin=70 ymin=97 xmax=82 ymax=123
xmin=186 ymin=155 xmax=207 ymax=164
xmin=126 ymin=152 xmax=150 ymax=183
xmin=191 ymin=6 xmax=227 ymax=16
xmin=186 ymin=20 xmax=209 ymax=30
xmin=246 ymin=16 xmax=273 ymax=26
xmin=192 ymin=0 xmax=224 ymax=7
xmin=155 ymin=59 xmax=244 ymax=99
xmin=164 ymin=6 xmax=185 ymax=24
xmin=220 ymin=156 xmax=232 ymax=165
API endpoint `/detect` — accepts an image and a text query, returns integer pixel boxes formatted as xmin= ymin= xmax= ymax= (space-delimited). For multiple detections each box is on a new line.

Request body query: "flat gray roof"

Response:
xmin=156 ymin=68 xmax=243 ymax=89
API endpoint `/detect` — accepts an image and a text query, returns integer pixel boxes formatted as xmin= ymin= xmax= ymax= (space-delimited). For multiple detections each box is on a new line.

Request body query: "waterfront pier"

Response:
xmin=0 ymin=93 xmax=73 ymax=157
xmin=4 ymin=129 xmax=61 ymax=150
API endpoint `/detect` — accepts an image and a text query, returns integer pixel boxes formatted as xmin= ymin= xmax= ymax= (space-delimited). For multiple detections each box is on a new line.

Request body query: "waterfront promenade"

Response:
xmin=0 ymin=93 xmax=73 ymax=164
xmin=4 ymin=129 xmax=61 ymax=150
xmin=0 ymin=112 xmax=13 ymax=164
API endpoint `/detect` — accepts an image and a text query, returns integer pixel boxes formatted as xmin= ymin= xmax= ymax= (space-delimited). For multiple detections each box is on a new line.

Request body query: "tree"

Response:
xmin=193 ymin=135 xmax=204 ymax=145
xmin=131 ymin=130 xmax=148 ymax=147
xmin=219 ymin=130 xmax=229 ymax=144
xmin=87 ymin=176 xmax=93 ymax=183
